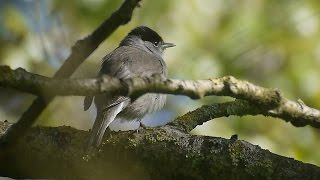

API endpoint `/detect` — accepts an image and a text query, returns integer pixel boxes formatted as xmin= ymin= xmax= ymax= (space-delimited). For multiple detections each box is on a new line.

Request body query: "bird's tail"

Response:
xmin=87 ymin=102 xmax=125 ymax=150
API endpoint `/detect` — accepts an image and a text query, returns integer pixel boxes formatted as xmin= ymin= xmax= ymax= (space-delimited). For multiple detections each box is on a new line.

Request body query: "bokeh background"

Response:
xmin=1 ymin=0 xmax=320 ymax=166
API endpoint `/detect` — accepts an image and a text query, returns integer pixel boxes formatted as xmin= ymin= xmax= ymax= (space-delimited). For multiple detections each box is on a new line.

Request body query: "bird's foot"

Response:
xmin=135 ymin=121 xmax=147 ymax=134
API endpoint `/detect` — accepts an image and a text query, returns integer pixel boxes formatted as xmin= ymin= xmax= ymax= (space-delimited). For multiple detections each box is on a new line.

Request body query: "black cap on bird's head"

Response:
xmin=121 ymin=26 xmax=175 ymax=51
xmin=128 ymin=26 xmax=163 ymax=43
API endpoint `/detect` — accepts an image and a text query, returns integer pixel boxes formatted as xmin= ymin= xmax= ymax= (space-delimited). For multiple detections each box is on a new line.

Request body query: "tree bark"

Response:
xmin=0 ymin=121 xmax=319 ymax=180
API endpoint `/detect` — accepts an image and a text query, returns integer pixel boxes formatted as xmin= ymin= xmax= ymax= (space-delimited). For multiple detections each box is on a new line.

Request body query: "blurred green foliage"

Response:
xmin=1 ymin=0 xmax=320 ymax=166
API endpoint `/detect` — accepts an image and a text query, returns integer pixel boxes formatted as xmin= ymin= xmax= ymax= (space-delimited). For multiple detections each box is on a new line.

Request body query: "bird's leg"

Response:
xmin=135 ymin=120 xmax=146 ymax=134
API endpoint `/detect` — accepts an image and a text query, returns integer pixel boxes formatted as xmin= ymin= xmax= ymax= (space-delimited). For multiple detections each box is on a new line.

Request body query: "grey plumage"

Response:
xmin=84 ymin=26 xmax=175 ymax=148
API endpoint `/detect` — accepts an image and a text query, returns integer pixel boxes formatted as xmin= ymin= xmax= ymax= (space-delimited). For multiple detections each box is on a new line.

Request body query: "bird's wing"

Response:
xmin=84 ymin=46 xmax=166 ymax=110
xmin=86 ymin=46 xmax=164 ymax=110
xmin=96 ymin=46 xmax=165 ymax=109
xmin=84 ymin=96 xmax=128 ymax=111
xmin=83 ymin=47 xmax=132 ymax=111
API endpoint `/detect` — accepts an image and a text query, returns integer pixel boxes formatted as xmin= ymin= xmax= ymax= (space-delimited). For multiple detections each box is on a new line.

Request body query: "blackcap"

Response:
xmin=84 ymin=26 xmax=175 ymax=148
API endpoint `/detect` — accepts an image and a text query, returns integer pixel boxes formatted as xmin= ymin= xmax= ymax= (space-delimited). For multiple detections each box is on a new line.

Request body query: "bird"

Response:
xmin=84 ymin=26 xmax=175 ymax=148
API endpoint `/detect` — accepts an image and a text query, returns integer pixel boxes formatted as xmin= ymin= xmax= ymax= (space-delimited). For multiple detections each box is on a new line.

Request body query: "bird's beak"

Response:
xmin=162 ymin=42 xmax=175 ymax=49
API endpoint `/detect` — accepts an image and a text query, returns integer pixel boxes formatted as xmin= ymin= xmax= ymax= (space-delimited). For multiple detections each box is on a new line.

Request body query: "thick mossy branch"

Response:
xmin=1 ymin=66 xmax=320 ymax=129
xmin=0 ymin=121 xmax=319 ymax=180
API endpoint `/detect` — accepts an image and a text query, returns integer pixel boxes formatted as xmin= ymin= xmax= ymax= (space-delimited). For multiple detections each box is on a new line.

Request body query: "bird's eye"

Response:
xmin=153 ymin=41 xmax=159 ymax=47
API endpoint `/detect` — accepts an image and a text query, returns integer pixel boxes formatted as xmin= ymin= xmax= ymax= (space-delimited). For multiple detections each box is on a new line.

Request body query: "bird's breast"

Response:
xmin=118 ymin=93 xmax=167 ymax=120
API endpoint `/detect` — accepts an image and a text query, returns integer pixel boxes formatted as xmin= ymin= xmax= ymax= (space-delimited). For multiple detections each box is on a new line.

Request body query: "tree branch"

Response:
xmin=0 ymin=121 xmax=319 ymax=179
xmin=1 ymin=66 xmax=320 ymax=130
xmin=1 ymin=0 xmax=141 ymax=145
xmin=171 ymin=99 xmax=320 ymax=132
